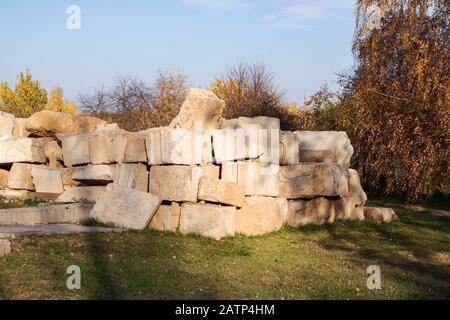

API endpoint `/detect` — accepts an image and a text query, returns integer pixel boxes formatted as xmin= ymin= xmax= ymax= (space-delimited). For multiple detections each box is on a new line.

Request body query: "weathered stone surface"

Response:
xmin=0 ymin=189 xmax=29 ymax=199
xmin=211 ymin=129 xmax=246 ymax=163
xmin=72 ymin=165 xmax=115 ymax=185
xmin=179 ymin=203 xmax=235 ymax=240
xmin=96 ymin=123 xmax=120 ymax=131
xmin=221 ymin=161 xmax=279 ymax=197
xmin=0 ymin=203 xmax=92 ymax=226
xmin=25 ymin=111 xmax=106 ymax=136
xmin=200 ymin=165 xmax=220 ymax=179
xmin=169 ymin=88 xmax=225 ymax=132
xmin=198 ymin=177 xmax=246 ymax=207
xmin=90 ymin=184 xmax=161 ymax=230
xmin=124 ymin=135 xmax=147 ymax=163
xmin=61 ymin=134 xmax=90 ymax=166
xmin=299 ymin=150 xmax=337 ymax=163
xmin=61 ymin=167 xmax=84 ymax=187
xmin=235 ymin=196 xmax=286 ymax=236
xmin=0 ymin=169 xmax=9 ymax=189
xmin=148 ymin=202 xmax=180 ymax=232
xmin=8 ymin=163 xmax=35 ymax=190
xmin=294 ymin=131 xmax=354 ymax=167
xmin=142 ymin=128 xmax=163 ymax=165
xmin=31 ymin=166 xmax=64 ymax=194
xmin=0 ymin=138 xmax=45 ymax=164
xmin=346 ymin=169 xmax=367 ymax=206
xmin=0 ymin=111 xmax=15 ymax=136
xmin=43 ymin=138 xmax=63 ymax=168
xmin=114 ymin=163 xmax=148 ymax=192
xmin=286 ymin=197 xmax=335 ymax=227
xmin=280 ymin=131 xmax=299 ymax=165
xmin=0 ymin=239 xmax=11 ymax=258
xmin=279 ymin=164 xmax=348 ymax=199
xmin=354 ymin=206 xmax=365 ymax=221
xmin=238 ymin=116 xmax=280 ymax=131
xmin=149 ymin=165 xmax=202 ymax=202
xmin=13 ymin=118 xmax=29 ymax=138
xmin=334 ymin=197 xmax=356 ymax=220
xmin=364 ymin=207 xmax=396 ymax=223
xmin=57 ymin=186 xmax=106 ymax=203
xmin=160 ymin=128 xmax=194 ymax=165
xmin=89 ymin=131 xmax=128 ymax=164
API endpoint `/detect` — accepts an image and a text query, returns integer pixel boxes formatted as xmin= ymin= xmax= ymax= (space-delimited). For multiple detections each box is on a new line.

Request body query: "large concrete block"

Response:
xmin=211 ymin=129 xmax=247 ymax=163
xmin=160 ymin=128 xmax=194 ymax=165
xmin=25 ymin=110 xmax=106 ymax=137
xmin=148 ymin=202 xmax=180 ymax=232
xmin=238 ymin=162 xmax=280 ymax=197
xmin=43 ymin=138 xmax=63 ymax=168
xmin=90 ymin=184 xmax=161 ymax=230
xmin=61 ymin=167 xmax=84 ymax=187
xmin=346 ymin=169 xmax=367 ymax=206
xmin=89 ymin=131 xmax=128 ymax=164
xmin=294 ymin=131 xmax=354 ymax=167
xmin=0 ymin=169 xmax=9 ymax=189
xmin=179 ymin=203 xmax=235 ymax=240
xmin=8 ymin=163 xmax=35 ymax=190
xmin=198 ymin=177 xmax=246 ymax=207
xmin=280 ymin=131 xmax=299 ymax=165
xmin=13 ymin=118 xmax=30 ymax=138
xmin=71 ymin=165 xmax=115 ymax=185
xmin=221 ymin=161 xmax=238 ymax=184
xmin=114 ymin=163 xmax=148 ymax=192
xmin=124 ymin=135 xmax=147 ymax=163
xmin=286 ymin=197 xmax=335 ymax=227
xmin=149 ymin=165 xmax=201 ymax=202
xmin=200 ymin=165 xmax=220 ymax=179
xmin=31 ymin=166 xmax=64 ymax=194
xmin=0 ymin=138 xmax=45 ymax=164
xmin=61 ymin=134 xmax=90 ymax=166
xmin=57 ymin=186 xmax=106 ymax=203
xmin=0 ymin=203 xmax=92 ymax=226
xmin=169 ymin=88 xmax=225 ymax=132
xmin=334 ymin=197 xmax=356 ymax=220
xmin=142 ymin=128 xmax=163 ymax=165
xmin=0 ymin=111 xmax=15 ymax=136
xmin=279 ymin=164 xmax=348 ymax=199
xmin=235 ymin=196 xmax=286 ymax=236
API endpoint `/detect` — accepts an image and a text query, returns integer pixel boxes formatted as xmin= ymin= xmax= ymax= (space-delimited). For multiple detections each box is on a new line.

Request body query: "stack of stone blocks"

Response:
xmin=0 ymin=88 xmax=394 ymax=240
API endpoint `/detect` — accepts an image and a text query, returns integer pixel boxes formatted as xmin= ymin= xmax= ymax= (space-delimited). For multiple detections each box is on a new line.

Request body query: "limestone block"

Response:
xmin=124 ymin=135 xmax=147 ymax=163
xmin=114 ymin=163 xmax=148 ymax=192
xmin=89 ymin=131 xmax=128 ymax=164
xmin=160 ymin=128 xmax=194 ymax=165
xmin=31 ymin=166 xmax=64 ymax=194
xmin=57 ymin=186 xmax=106 ymax=203
xmin=142 ymin=128 xmax=163 ymax=165
xmin=0 ymin=169 xmax=9 ymax=189
xmin=211 ymin=129 xmax=246 ymax=163
xmin=90 ymin=184 xmax=161 ymax=230
xmin=8 ymin=163 xmax=35 ymax=190
xmin=0 ymin=239 xmax=11 ymax=258
xmin=61 ymin=134 xmax=90 ymax=166
xmin=299 ymin=150 xmax=337 ymax=163
xmin=201 ymin=165 xmax=220 ymax=179
xmin=169 ymin=88 xmax=225 ymax=132
xmin=334 ymin=197 xmax=356 ymax=220
xmin=198 ymin=177 xmax=246 ymax=207
xmin=0 ymin=111 xmax=15 ymax=136
xmin=280 ymin=131 xmax=299 ymax=165
xmin=238 ymin=162 xmax=280 ymax=197
xmin=278 ymin=164 xmax=348 ymax=199
xmin=71 ymin=165 xmax=115 ymax=185
xmin=149 ymin=165 xmax=202 ymax=202
xmin=179 ymin=203 xmax=235 ymax=240
xmin=25 ymin=110 xmax=106 ymax=137
xmin=286 ymin=197 xmax=335 ymax=227
xmin=148 ymin=202 xmax=180 ymax=232
xmin=221 ymin=162 xmax=238 ymax=184
xmin=12 ymin=118 xmax=30 ymax=138
xmin=364 ymin=207 xmax=396 ymax=223
xmin=294 ymin=131 xmax=354 ymax=167
xmin=235 ymin=196 xmax=286 ymax=236
xmin=0 ymin=138 xmax=45 ymax=164
xmin=0 ymin=189 xmax=29 ymax=199
xmin=43 ymin=138 xmax=63 ymax=168
xmin=61 ymin=167 xmax=84 ymax=187
xmin=346 ymin=169 xmax=367 ymax=206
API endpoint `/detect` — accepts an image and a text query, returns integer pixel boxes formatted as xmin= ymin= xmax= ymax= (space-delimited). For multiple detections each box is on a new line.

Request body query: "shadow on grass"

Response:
xmin=299 ymin=201 xmax=450 ymax=299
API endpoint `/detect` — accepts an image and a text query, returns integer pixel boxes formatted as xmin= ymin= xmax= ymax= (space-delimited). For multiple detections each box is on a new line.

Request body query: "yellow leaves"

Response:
xmin=45 ymin=87 xmax=77 ymax=113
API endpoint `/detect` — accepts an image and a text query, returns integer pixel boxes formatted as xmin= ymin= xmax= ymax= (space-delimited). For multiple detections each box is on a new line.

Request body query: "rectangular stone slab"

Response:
xmin=61 ymin=134 xmax=90 ymax=166
xmin=0 ymin=138 xmax=45 ymax=164
xmin=198 ymin=177 xmax=246 ymax=207
xmin=71 ymin=165 xmax=116 ymax=185
xmin=179 ymin=203 xmax=235 ymax=240
xmin=31 ymin=166 xmax=64 ymax=194
xmin=56 ymin=186 xmax=106 ymax=203
xmin=90 ymin=184 xmax=161 ymax=230
xmin=148 ymin=202 xmax=180 ymax=232
xmin=279 ymin=164 xmax=348 ymax=199
xmin=114 ymin=163 xmax=148 ymax=192
xmin=8 ymin=163 xmax=35 ymax=190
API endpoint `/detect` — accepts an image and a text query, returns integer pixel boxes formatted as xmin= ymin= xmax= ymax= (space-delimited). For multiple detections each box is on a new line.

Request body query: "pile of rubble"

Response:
xmin=0 ymin=88 xmax=396 ymax=240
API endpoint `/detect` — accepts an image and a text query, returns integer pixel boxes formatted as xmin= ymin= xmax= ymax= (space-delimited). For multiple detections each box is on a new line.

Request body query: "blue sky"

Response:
xmin=0 ymin=0 xmax=356 ymax=104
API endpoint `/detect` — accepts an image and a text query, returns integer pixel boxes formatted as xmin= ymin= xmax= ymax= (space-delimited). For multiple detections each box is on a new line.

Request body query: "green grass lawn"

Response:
xmin=0 ymin=197 xmax=449 ymax=300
